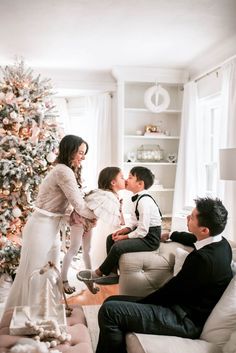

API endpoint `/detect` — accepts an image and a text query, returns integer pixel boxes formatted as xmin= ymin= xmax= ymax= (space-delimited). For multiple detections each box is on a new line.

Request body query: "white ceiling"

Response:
xmin=1 ymin=0 xmax=236 ymax=75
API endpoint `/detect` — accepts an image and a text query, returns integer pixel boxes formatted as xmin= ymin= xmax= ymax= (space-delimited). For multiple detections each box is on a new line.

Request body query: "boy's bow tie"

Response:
xmin=131 ymin=194 xmax=139 ymax=202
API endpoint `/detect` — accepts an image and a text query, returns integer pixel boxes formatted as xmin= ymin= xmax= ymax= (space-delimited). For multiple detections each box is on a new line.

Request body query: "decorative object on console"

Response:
xmin=144 ymin=84 xmax=170 ymax=113
xmin=167 ymin=153 xmax=177 ymax=163
xmin=9 ymin=337 xmax=62 ymax=353
xmin=9 ymin=262 xmax=73 ymax=347
xmin=137 ymin=144 xmax=164 ymax=162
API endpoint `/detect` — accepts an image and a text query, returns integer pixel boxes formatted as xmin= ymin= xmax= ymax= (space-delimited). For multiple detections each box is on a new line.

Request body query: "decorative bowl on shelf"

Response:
xmin=137 ymin=144 xmax=164 ymax=162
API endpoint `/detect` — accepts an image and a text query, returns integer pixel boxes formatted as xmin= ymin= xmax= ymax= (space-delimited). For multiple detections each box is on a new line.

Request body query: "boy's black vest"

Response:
xmin=135 ymin=194 xmax=162 ymax=220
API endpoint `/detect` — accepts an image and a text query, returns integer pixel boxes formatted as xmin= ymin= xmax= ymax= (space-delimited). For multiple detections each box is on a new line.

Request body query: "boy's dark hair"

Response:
xmin=98 ymin=167 xmax=121 ymax=191
xmin=130 ymin=166 xmax=154 ymax=189
xmin=195 ymin=197 xmax=228 ymax=236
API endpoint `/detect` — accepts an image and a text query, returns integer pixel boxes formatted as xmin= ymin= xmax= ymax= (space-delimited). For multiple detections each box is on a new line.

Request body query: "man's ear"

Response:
xmin=201 ymin=227 xmax=210 ymax=237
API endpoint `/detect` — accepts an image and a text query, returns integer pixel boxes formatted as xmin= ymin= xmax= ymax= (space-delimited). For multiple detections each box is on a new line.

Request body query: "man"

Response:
xmin=96 ymin=197 xmax=233 ymax=353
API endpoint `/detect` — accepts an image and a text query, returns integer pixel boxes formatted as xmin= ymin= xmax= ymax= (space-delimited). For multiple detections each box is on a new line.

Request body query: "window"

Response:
xmin=199 ymin=95 xmax=221 ymax=197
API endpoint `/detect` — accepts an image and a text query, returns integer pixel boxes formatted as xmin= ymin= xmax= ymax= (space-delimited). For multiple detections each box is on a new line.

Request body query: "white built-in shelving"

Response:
xmin=113 ymin=67 xmax=188 ymax=220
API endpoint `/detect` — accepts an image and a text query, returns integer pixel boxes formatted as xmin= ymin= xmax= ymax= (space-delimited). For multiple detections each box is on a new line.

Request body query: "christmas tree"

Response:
xmin=0 ymin=60 xmax=62 ymax=243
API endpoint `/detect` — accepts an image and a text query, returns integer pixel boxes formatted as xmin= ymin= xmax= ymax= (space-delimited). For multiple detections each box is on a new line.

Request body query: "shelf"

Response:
xmin=162 ymin=213 xmax=172 ymax=218
xmin=149 ymin=187 xmax=174 ymax=192
xmin=124 ymin=162 xmax=177 ymax=166
xmin=124 ymin=108 xmax=181 ymax=114
xmin=124 ymin=134 xmax=180 ymax=140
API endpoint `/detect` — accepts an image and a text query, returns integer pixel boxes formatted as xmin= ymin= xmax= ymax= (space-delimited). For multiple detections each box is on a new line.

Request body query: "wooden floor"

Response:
xmin=66 ymin=284 xmax=119 ymax=306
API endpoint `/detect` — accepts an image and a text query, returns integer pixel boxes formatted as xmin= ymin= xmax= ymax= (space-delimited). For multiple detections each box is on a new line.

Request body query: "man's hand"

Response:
xmin=113 ymin=234 xmax=129 ymax=242
xmin=161 ymin=232 xmax=170 ymax=242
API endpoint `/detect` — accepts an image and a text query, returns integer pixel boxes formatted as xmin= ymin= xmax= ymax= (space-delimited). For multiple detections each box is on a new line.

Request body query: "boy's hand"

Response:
xmin=113 ymin=234 xmax=129 ymax=242
xmin=161 ymin=232 xmax=170 ymax=242
xmin=112 ymin=227 xmax=131 ymax=238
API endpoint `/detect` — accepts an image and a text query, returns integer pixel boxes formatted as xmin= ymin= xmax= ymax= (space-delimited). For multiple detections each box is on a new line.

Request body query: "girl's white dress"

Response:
xmin=85 ymin=189 xmax=121 ymax=226
xmin=4 ymin=164 xmax=94 ymax=311
xmin=85 ymin=190 xmax=123 ymax=267
xmin=68 ymin=189 xmax=123 ymax=268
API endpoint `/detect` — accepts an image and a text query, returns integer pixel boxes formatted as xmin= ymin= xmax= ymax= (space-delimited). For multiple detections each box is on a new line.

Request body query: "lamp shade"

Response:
xmin=219 ymin=148 xmax=236 ymax=180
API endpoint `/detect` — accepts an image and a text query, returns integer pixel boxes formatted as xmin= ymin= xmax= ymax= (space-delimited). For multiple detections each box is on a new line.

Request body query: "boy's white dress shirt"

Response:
xmin=126 ymin=190 xmax=162 ymax=239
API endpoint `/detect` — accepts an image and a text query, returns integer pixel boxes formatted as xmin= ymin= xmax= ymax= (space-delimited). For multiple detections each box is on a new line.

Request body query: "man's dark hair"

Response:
xmin=195 ymin=197 xmax=228 ymax=236
xmin=130 ymin=166 xmax=154 ymax=189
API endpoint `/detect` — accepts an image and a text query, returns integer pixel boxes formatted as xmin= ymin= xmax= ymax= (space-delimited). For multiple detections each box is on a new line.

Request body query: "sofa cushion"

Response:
xmin=201 ymin=275 xmax=236 ymax=348
xmin=173 ymin=247 xmax=190 ymax=276
xmin=126 ymin=333 xmax=221 ymax=353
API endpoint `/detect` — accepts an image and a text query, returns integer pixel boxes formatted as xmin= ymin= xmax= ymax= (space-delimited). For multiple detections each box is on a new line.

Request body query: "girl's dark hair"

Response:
xmin=130 ymin=166 xmax=154 ymax=189
xmin=195 ymin=197 xmax=228 ymax=236
xmin=56 ymin=135 xmax=88 ymax=187
xmin=98 ymin=167 xmax=121 ymax=191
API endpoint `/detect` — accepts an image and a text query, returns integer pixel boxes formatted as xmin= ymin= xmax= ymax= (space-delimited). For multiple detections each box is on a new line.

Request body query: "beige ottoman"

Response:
xmin=0 ymin=305 xmax=93 ymax=353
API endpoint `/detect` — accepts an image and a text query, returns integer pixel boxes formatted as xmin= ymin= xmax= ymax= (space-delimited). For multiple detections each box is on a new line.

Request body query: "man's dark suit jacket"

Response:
xmin=139 ymin=231 xmax=233 ymax=326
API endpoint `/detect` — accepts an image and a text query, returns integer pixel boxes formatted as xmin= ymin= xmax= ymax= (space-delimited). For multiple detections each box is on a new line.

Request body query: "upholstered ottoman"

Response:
xmin=0 ymin=305 xmax=93 ymax=353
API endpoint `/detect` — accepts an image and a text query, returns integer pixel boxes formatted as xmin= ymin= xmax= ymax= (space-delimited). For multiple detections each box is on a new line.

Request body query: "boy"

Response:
xmin=77 ymin=166 xmax=162 ymax=293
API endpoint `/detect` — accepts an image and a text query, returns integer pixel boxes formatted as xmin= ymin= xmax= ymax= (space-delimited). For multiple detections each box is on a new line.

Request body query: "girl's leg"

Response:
xmin=82 ymin=229 xmax=93 ymax=269
xmin=61 ymin=224 xmax=84 ymax=283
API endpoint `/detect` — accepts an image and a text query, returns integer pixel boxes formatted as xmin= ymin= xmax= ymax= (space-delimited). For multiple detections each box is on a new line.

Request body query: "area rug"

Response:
xmin=82 ymin=304 xmax=101 ymax=353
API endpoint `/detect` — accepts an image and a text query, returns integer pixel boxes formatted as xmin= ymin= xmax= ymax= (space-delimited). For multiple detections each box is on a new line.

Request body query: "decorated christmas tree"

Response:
xmin=0 ymin=60 xmax=62 ymax=244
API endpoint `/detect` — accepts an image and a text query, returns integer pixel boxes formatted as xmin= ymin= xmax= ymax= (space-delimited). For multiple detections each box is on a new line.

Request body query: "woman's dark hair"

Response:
xmin=56 ymin=135 xmax=88 ymax=187
xmin=98 ymin=167 xmax=121 ymax=191
xmin=130 ymin=166 xmax=154 ymax=189
xmin=195 ymin=197 xmax=228 ymax=236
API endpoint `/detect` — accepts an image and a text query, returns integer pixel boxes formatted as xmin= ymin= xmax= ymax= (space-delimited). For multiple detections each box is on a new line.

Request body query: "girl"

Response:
xmin=4 ymin=135 xmax=94 ymax=311
xmin=61 ymin=166 xmax=126 ymax=294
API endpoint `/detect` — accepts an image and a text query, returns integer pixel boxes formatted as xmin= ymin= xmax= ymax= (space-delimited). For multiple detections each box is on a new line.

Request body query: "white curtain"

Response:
xmin=172 ymin=82 xmax=205 ymax=224
xmin=84 ymin=93 xmax=112 ymax=189
xmin=83 ymin=93 xmax=113 ymax=267
xmin=53 ymin=97 xmax=71 ymax=134
xmin=218 ymin=58 xmax=236 ymax=241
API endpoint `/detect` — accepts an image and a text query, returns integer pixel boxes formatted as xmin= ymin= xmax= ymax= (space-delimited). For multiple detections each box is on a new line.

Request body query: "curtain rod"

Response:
xmin=194 ymin=66 xmax=221 ymax=83
xmin=192 ymin=53 xmax=236 ymax=84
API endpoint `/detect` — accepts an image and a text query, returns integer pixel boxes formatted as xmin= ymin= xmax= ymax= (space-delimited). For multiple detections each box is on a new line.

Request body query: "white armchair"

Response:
xmin=121 ymin=241 xmax=236 ymax=353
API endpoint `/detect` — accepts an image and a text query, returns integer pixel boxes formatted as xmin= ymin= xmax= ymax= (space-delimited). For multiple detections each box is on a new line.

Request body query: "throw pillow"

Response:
xmin=201 ymin=275 xmax=236 ymax=348
xmin=173 ymin=247 xmax=189 ymax=276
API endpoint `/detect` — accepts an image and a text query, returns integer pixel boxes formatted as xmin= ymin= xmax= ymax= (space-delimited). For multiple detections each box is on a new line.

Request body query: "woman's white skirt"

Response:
xmin=4 ymin=211 xmax=61 ymax=310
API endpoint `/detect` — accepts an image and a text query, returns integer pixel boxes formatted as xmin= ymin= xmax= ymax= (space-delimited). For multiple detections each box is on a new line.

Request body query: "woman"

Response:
xmin=5 ymin=135 xmax=95 ymax=310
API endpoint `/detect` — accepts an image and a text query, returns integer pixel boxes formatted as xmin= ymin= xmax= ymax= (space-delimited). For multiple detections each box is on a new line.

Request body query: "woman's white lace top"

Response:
xmin=35 ymin=164 xmax=94 ymax=219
